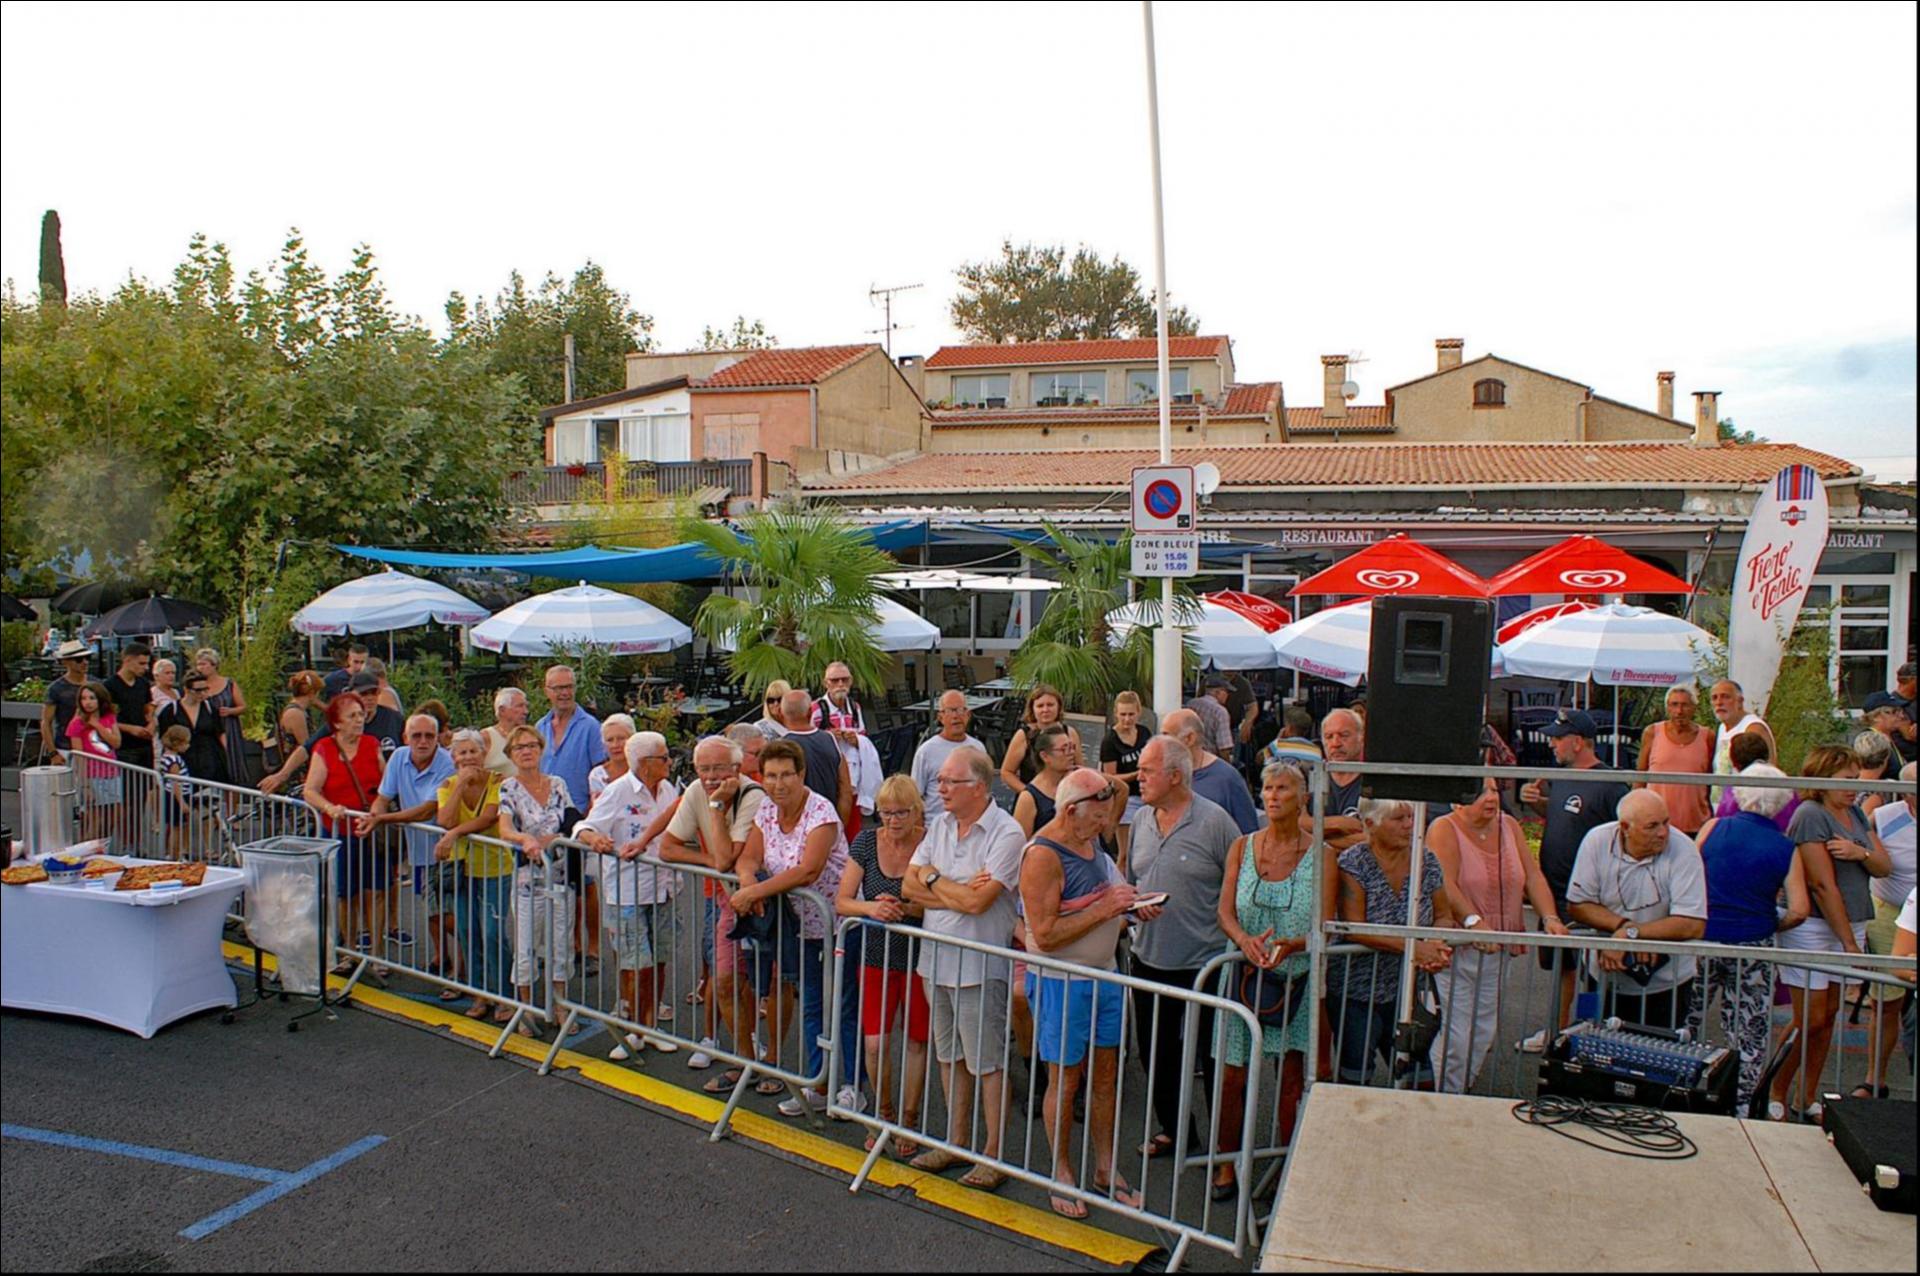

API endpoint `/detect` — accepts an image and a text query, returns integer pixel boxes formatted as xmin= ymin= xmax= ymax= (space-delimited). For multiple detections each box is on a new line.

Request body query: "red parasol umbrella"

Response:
xmin=1200 ymin=590 xmax=1292 ymax=631
xmin=1289 ymin=533 xmax=1491 ymax=598
xmin=1485 ymin=535 xmax=1693 ymax=597
xmin=1496 ymin=599 xmax=1598 ymax=645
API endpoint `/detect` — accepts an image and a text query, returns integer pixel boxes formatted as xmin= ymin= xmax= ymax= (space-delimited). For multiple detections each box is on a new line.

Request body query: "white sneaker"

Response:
xmin=646 ymin=1032 xmax=679 ymax=1053
xmin=1767 ymin=1101 xmax=1789 ymax=1122
xmin=608 ymin=1032 xmax=645 ymax=1062
xmin=778 ymin=1087 xmax=826 ymax=1118
xmin=1516 ymin=1029 xmax=1548 ymax=1054
xmin=1803 ymin=1101 xmax=1824 ymax=1125
xmin=657 ymin=1000 xmax=674 ymax=1022
xmin=832 ymin=1085 xmax=865 ymax=1120
xmin=688 ymin=1038 xmax=716 ymax=1070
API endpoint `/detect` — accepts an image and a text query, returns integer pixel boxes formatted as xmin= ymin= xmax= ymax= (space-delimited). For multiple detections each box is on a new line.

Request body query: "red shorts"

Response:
xmin=859 ymin=965 xmax=930 ymax=1042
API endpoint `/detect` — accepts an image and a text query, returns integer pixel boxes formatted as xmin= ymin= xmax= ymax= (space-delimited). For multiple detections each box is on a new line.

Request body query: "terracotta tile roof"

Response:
xmin=804 ymin=441 xmax=1859 ymax=493
xmin=1223 ymin=382 xmax=1282 ymax=416
xmin=924 ymin=336 xmax=1229 ymax=369
xmin=1286 ymin=405 xmax=1394 ymax=433
xmin=697 ymin=344 xmax=877 ymax=388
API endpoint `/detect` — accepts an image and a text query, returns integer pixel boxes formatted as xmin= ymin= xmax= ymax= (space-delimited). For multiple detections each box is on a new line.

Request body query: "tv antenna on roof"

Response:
xmin=868 ymin=282 xmax=923 ymax=357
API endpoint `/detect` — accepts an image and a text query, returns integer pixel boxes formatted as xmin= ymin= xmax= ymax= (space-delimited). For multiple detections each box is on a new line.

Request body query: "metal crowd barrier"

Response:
xmin=1291 ymin=756 xmax=1916 ymax=1125
xmin=827 ymin=917 xmax=1266 ymax=1268
xmin=540 ymin=840 xmax=839 ymax=1139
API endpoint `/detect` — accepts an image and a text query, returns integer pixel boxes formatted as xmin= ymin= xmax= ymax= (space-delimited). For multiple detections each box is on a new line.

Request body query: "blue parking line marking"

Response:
xmin=1 ymin=1124 xmax=386 ymax=1242
xmin=179 ymin=1136 xmax=387 ymax=1241
xmin=1 ymin=1125 xmax=284 ymax=1183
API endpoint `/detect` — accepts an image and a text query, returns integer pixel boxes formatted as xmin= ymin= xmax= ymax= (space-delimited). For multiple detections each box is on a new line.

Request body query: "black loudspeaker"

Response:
xmin=1823 ymin=1098 xmax=1916 ymax=1214
xmin=1362 ymin=597 xmax=1493 ymax=806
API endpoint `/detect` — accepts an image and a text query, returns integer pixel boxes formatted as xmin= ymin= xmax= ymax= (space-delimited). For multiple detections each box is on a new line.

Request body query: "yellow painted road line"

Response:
xmin=223 ymin=943 xmax=1156 ymax=1267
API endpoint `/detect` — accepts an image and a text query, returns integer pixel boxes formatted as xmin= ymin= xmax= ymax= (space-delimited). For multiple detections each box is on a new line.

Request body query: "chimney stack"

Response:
xmin=1436 ymin=337 xmax=1464 ymax=371
xmin=1692 ymin=390 xmax=1720 ymax=446
xmin=1657 ymin=371 xmax=1675 ymax=419
xmin=1321 ymin=354 xmax=1349 ymax=420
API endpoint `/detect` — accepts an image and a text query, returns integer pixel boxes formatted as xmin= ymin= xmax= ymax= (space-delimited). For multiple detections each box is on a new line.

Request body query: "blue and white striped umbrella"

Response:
xmin=470 ymin=583 xmax=693 ymax=656
xmin=1494 ymin=603 xmax=1717 ymax=688
xmin=291 ymin=569 xmax=491 ymax=636
xmin=1270 ymin=599 xmax=1509 ymax=686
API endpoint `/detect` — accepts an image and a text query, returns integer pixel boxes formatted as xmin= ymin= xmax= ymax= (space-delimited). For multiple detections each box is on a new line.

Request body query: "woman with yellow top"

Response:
xmin=438 ymin=729 xmax=508 ymax=1022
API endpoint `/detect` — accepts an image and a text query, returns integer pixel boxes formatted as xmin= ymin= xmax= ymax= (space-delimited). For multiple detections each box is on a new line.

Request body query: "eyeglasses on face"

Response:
xmin=877 ymin=808 xmax=915 ymax=820
xmin=934 ymin=775 xmax=983 ymax=788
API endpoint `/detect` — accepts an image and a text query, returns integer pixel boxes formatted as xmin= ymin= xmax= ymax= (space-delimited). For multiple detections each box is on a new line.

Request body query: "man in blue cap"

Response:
xmin=1516 ymin=708 xmax=1631 ymax=1051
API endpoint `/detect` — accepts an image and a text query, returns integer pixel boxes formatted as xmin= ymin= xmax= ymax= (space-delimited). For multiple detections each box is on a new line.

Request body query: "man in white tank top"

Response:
xmin=1709 ymin=679 xmax=1774 ymax=800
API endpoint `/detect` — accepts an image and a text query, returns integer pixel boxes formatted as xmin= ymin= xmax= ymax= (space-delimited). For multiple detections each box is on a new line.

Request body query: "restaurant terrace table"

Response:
xmin=1 ymin=858 xmax=246 ymax=1038
xmin=904 ymin=693 xmax=1003 ymax=713
xmin=674 ymin=697 xmax=732 ymax=717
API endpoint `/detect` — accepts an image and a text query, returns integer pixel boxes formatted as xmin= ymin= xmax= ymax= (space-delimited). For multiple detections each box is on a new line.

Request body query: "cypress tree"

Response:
xmin=38 ymin=209 xmax=67 ymax=308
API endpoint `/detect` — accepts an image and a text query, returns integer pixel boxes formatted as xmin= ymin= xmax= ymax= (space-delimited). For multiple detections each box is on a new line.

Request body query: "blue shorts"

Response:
xmin=1026 ymin=971 xmax=1124 ymax=1067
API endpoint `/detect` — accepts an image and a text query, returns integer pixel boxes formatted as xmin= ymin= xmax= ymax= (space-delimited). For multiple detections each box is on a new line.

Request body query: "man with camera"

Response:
xmin=1565 ymin=789 xmax=1708 ymax=1030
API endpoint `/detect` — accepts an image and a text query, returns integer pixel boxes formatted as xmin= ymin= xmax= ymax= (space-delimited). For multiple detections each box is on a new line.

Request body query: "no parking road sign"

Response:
xmin=1131 ymin=465 xmax=1198 ymax=577
xmin=1131 ymin=465 xmax=1194 ymax=533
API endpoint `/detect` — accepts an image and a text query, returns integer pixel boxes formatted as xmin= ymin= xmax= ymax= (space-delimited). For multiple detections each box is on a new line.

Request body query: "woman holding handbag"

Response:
xmin=305 ymin=694 xmax=389 ymax=975
xmin=1332 ymin=799 xmax=1454 ymax=1088
xmin=1210 ymin=761 xmax=1335 ymax=1201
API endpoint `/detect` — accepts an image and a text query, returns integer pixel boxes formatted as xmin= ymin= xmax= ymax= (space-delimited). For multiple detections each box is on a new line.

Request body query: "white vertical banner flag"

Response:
xmin=1727 ymin=463 xmax=1829 ymax=714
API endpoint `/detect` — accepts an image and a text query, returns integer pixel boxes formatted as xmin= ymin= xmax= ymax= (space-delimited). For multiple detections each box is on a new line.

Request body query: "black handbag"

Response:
xmin=560 ymin=805 xmax=587 ymax=883
xmin=1237 ymin=961 xmax=1310 ymax=1028
xmin=1406 ymin=972 xmax=1442 ymax=1060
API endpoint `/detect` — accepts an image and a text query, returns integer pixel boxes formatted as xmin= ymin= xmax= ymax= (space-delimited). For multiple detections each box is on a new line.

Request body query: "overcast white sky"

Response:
xmin=3 ymin=1 xmax=1914 ymax=463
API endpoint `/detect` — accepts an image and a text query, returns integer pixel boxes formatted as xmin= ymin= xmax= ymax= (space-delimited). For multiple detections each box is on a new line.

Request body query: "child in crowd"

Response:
xmin=158 ymin=724 xmax=195 ymax=861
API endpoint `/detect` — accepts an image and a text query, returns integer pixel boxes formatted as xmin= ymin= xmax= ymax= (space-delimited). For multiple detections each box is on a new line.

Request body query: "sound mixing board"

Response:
xmin=1539 ymin=1020 xmax=1738 ymax=1114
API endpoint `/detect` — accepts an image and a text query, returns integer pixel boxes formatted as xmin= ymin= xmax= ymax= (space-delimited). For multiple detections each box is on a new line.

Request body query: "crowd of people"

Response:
xmin=37 ymin=638 xmax=1920 ymax=1203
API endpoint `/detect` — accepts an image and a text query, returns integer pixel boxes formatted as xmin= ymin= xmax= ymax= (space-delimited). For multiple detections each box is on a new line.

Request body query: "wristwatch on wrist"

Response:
xmin=1462 ymin=913 xmax=1483 ymax=930
xmin=924 ymin=869 xmax=943 ymax=888
xmin=1621 ymin=924 xmax=1641 ymax=942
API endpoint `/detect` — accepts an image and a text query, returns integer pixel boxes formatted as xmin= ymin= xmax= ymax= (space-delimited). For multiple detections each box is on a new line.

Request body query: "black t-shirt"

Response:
xmin=43 ymin=677 xmax=85 ymax=748
xmin=105 ymin=672 xmax=153 ymax=762
xmin=322 ymin=667 xmax=356 ymax=700
xmin=1538 ymin=770 xmax=1632 ymax=901
xmin=1100 ymin=725 xmax=1146 ymax=795
xmin=1224 ymin=677 xmax=1256 ymax=735
xmin=312 ymin=704 xmax=406 ymax=755
xmin=1313 ymin=774 xmax=1365 ymax=821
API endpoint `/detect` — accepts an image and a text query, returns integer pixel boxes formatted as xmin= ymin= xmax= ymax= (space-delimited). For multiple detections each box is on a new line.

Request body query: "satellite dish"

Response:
xmin=1193 ymin=461 xmax=1222 ymax=497
xmin=1341 ymin=380 xmax=1360 ymax=400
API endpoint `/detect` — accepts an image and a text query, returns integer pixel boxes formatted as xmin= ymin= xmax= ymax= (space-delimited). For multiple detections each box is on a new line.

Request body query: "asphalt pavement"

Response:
xmin=0 ymin=985 xmax=1104 ymax=1273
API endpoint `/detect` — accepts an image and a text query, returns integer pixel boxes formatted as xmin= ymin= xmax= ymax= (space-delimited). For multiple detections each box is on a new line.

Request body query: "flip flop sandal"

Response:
xmin=464 ymin=1001 xmax=491 ymax=1019
xmin=1139 ymin=1134 xmax=1175 ymax=1159
xmin=1094 ymin=1180 xmax=1145 ymax=1209
xmin=438 ymin=988 xmax=463 ymax=1002
xmin=1048 ymin=1192 xmax=1088 ymax=1220
xmin=753 ymin=1078 xmax=786 ymax=1096
xmin=959 ymin=1165 xmax=1008 ymax=1191
xmin=703 ymin=1071 xmax=743 ymax=1095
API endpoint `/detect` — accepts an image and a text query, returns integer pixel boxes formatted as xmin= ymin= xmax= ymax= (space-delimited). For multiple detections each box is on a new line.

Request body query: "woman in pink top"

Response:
xmin=66 ymin=681 xmax=124 ymax=844
xmin=1429 ymin=777 xmax=1567 ymax=1093
xmin=1639 ymin=687 xmax=1714 ymax=835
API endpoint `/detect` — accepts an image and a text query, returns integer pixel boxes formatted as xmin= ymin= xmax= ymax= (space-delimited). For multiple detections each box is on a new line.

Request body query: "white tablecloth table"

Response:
xmin=1 ymin=860 xmax=246 ymax=1038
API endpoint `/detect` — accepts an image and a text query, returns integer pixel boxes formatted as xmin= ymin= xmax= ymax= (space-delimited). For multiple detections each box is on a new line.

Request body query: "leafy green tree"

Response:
xmin=38 ymin=210 xmax=66 ymax=309
xmin=1007 ymin=524 xmax=1195 ymax=713
xmin=1718 ymin=415 xmax=1765 ymax=445
xmin=699 ymin=316 xmax=778 ymax=350
xmin=446 ymin=262 xmax=653 ymax=412
xmin=951 ymin=240 xmax=1199 ymax=343
xmin=681 ymin=510 xmax=894 ymax=695
xmin=1 ymin=231 xmax=533 ymax=614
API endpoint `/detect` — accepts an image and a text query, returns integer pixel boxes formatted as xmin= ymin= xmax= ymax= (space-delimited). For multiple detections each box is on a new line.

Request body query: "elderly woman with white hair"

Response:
xmin=1853 ymin=729 xmax=1896 ymax=817
xmin=576 ymin=730 xmax=678 ymax=1061
xmin=1688 ymin=765 xmax=1811 ymax=1116
xmin=483 ymin=686 xmax=530 ymax=778
xmin=1331 ymin=797 xmax=1453 ymax=1087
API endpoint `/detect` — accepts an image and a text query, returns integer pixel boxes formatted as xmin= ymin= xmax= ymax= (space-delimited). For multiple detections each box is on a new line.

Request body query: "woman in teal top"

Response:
xmin=1209 ymin=760 xmax=1336 ymax=1201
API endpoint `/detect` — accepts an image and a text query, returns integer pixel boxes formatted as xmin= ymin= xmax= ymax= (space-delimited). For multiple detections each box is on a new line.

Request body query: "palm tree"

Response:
xmin=681 ymin=509 xmax=896 ymax=695
xmin=1008 ymin=523 xmax=1197 ymax=713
